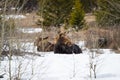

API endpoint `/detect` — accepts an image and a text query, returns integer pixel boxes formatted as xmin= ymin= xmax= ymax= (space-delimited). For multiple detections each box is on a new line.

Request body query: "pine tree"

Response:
xmin=37 ymin=0 xmax=73 ymax=27
xmin=95 ymin=0 xmax=120 ymax=26
xmin=80 ymin=0 xmax=97 ymax=12
xmin=69 ymin=0 xmax=85 ymax=30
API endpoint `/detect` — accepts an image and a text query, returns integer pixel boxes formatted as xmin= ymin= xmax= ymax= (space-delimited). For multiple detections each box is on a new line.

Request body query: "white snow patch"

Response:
xmin=18 ymin=28 xmax=42 ymax=33
xmin=10 ymin=7 xmax=18 ymax=10
xmin=0 ymin=41 xmax=120 ymax=80
xmin=77 ymin=41 xmax=86 ymax=47
xmin=1 ymin=15 xmax=26 ymax=20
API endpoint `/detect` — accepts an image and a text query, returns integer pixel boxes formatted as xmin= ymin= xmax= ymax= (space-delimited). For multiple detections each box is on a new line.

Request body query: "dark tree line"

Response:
xmin=0 ymin=0 xmax=119 ymax=27
xmin=19 ymin=0 xmax=39 ymax=12
xmin=95 ymin=0 xmax=120 ymax=26
xmin=37 ymin=0 xmax=74 ymax=27
xmin=36 ymin=0 xmax=98 ymax=29
xmin=80 ymin=0 xmax=97 ymax=12
xmin=0 ymin=0 xmax=39 ymax=12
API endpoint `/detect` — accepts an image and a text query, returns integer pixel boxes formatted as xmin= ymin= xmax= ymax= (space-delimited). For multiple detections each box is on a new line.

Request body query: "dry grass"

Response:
xmin=84 ymin=27 xmax=120 ymax=52
xmin=15 ymin=12 xmax=40 ymax=28
xmin=13 ymin=12 xmax=120 ymax=53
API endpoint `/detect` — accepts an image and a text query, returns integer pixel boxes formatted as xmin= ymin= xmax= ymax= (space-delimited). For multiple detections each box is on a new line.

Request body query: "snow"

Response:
xmin=77 ymin=41 xmax=85 ymax=48
xmin=12 ymin=42 xmax=36 ymax=52
xmin=18 ymin=28 xmax=42 ymax=33
xmin=96 ymin=54 xmax=120 ymax=79
xmin=1 ymin=15 xmax=26 ymax=20
xmin=0 ymin=41 xmax=120 ymax=80
xmin=10 ymin=7 xmax=19 ymax=10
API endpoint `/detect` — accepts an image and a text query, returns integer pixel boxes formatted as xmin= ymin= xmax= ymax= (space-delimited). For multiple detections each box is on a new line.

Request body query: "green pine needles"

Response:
xmin=95 ymin=0 xmax=120 ymax=26
xmin=69 ymin=0 xmax=85 ymax=30
xmin=37 ymin=0 xmax=73 ymax=27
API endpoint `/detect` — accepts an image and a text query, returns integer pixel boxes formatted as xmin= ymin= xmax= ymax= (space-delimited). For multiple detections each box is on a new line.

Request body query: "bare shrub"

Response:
xmin=85 ymin=26 xmax=120 ymax=53
xmin=109 ymin=26 xmax=120 ymax=52
xmin=85 ymin=27 xmax=112 ymax=49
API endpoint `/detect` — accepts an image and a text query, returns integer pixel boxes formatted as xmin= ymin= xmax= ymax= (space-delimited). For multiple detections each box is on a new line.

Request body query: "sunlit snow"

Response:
xmin=18 ymin=28 xmax=42 ymax=33
xmin=1 ymin=15 xmax=26 ymax=20
xmin=0 ymin=41 xmax=120 ymax=80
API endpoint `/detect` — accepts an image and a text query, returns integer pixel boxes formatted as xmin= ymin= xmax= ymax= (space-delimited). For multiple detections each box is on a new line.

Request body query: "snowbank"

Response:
xmin=0 ymin=41 xmax=120 ymax=80
xmin=18 ymin=28 xmax=42 ymax=33
xmin=1 ymin=15 xmax=26 ymax=20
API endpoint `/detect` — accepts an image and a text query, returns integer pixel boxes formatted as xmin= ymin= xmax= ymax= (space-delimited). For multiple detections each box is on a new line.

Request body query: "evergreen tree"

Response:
xmin=95 ymin=0 xmax=120 ymax=26
xmin=69 ymin=0 xmax=85 ymax=30
xmin=19 ymin=0 xmax=39 ymax=12
xmin=0 ymin=0 xmax=39 ymax=12
xmin=37 ymin=0 xmax=73 ymax=27
xmin=80 ymin=0 xmax=97 ymax=12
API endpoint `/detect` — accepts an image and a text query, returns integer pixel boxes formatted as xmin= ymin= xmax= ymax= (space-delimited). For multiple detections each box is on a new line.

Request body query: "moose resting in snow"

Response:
xmin=34 ymin=32 xmax=82 ymax=54
xmin=34 ymin=36 xmax=54 ymax=52
xmin=54 ymin=32 xmax=82 ymax=54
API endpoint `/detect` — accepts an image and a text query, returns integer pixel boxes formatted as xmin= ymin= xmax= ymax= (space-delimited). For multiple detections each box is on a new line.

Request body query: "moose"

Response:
xmin=54 ymin=32 xmax=82 ymax=54
xmin=34 ymin=36 xmax=54 ymax=52
xmin=34 ymin=32 xmax=82 ymax=54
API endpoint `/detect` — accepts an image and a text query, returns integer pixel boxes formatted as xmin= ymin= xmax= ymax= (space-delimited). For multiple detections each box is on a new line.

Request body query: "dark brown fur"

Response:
xmin=34 ymin=36 xmax=54 ymax=52
xmin=54 ymin=32 xmax=82 ymax=54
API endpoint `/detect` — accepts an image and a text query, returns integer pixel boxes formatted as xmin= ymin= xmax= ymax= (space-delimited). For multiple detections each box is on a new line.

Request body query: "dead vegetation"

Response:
xmin=15 ymin=12 xmax=40 ymax=28
xmin=84 ymin=27 xmax=120 ymax=52
xmin=2 ymin=12 xmax=119 ymax=54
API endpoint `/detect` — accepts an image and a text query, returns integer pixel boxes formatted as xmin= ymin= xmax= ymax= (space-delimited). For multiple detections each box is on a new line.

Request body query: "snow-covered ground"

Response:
xmin=1 ymin=15 xmax=26 ymax=20
xmin=0 ymin=41 xmax=120 ymax=80
xmin=18 ymin=28 xmax=42 ymax=33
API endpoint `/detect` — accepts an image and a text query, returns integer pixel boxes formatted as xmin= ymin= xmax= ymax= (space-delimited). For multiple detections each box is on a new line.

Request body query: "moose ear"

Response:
xmin=38 ymin=37 xmax=42 ymax=41
xmin=64 ymin=31 xmax=67 ymax=34
xmin=64 ymin=30 xmax=70 ymax=34
xmin=62 ymin=31 xmax=68 ymax=36
xmin=43 ymin=36 xmax=49 ymax=40
xmin=57 ymin=30 xmax=61 ymax=34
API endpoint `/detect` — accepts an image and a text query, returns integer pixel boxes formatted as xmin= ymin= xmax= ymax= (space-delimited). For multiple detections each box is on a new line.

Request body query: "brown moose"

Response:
xmin=34 ymin=36 xmax=54 ymax=52
xmin=54 ymin=32 xmax=82 ymax=54
xmin=34 ymin=32 xmax=82 ymax=54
